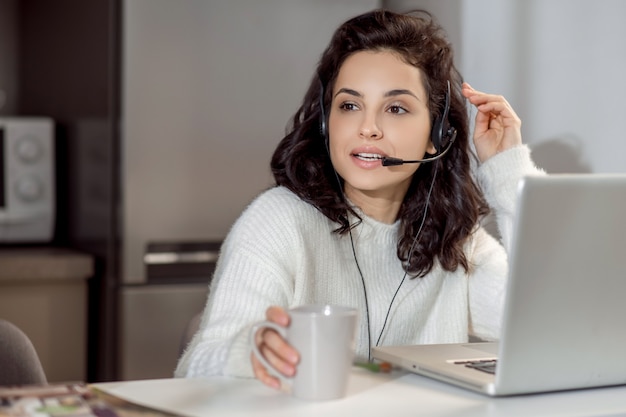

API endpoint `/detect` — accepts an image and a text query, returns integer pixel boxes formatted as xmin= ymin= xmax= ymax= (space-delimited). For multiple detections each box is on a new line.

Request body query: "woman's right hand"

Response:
xmin=251 ymin=306 xmax=300 ymax=389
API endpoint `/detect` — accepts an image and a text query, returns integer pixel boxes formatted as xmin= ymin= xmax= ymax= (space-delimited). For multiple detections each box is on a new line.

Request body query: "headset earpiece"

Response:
xmin=430 ymin=80 xmax=454 ymax=154
xmin=318 ymin=78 xmax=328 ymax=140
xmin=319 ymin=115 xmax=327 ymax=139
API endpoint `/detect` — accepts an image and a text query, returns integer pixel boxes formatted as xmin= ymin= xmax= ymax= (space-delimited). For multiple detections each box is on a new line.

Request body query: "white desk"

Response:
xmin=92 ymin=368 xmax=626 ymax=417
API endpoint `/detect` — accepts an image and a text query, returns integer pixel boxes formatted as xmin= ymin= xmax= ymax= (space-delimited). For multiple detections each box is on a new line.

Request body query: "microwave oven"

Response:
xmin=0 ymin=117 xmax=55 ymax=243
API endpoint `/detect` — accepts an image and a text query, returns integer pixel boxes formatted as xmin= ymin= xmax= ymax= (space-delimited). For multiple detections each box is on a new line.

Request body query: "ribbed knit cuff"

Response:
xmin=476 ymin=145 xmax=544 ymax=216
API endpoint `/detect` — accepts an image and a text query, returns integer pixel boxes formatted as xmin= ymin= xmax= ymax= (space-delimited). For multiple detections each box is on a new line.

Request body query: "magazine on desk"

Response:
xmin=0 ymin=383 xmax=178 ymax=417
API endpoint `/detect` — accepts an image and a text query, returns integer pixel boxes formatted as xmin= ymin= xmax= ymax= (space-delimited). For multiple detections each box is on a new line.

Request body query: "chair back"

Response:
xmin=0 ymin=320 xmax=47 ymax=386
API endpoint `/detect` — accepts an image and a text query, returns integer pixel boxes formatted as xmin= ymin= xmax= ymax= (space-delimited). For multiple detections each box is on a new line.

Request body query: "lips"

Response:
xmin=352 ymin=152 xmax=383 ymax=162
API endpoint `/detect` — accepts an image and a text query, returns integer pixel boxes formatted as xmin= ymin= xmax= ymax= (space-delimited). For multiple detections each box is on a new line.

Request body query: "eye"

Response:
xmin=387 ymin=105 xmax=408 ymax=115
xmin=339 ymin=102 xmax=359 ymax=112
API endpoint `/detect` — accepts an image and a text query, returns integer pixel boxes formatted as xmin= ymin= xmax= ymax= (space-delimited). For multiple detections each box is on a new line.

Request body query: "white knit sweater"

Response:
xmin=175 ymin=145 xmax=543 ymax=378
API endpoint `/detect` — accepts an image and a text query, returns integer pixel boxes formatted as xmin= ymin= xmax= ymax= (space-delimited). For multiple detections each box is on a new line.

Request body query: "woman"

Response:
xmin=175 ymin=9 xmax=543 ymax=389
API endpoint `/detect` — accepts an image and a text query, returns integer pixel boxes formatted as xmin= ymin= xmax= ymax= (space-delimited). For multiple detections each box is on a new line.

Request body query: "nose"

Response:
xmin=359 ymin=113 xmax=382 ymax=140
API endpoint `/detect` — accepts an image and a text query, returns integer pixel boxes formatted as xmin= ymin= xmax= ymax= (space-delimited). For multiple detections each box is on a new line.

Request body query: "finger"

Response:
xmin=475 ymin=101 xmax=520 ymax=126
xmin=465 ymin=91 xmax=514 ymax=126
xmin=262 ymin=327 xmax=300 ymax=367
xmin=462 ymin=84 xmax=509 ymax=108
xmin=266 ymin=306 xmax=290 ymax=326
xmin=461 ymin=82 xmax=476 ymax=98
xmin=251 ymin=326 xmax=298 ymax=388
xmin=251 ymin=353 xmax=281 ymax=389
xmin=471 ymin=100 xmax=498 ymax=132
xmin=462 ymin=83 xmax=498 ymax=102
xmin=467 ymin=92 xmax=509 ymax=110
xmin=259 ymin=334 xmax=298 ymax=376
xmin=262 ymin=306 xmax=298 ymax=365
xmin=252 ymin=324 xmax=299 ymax=372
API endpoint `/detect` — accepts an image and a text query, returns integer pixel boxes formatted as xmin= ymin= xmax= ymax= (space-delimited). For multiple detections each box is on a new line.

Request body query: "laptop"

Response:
xmin=373 ymin=174 xmax=626 ymax=396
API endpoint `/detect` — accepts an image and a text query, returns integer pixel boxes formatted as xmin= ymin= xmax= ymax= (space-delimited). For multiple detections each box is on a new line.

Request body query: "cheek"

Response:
xmin=392 ymin=120 xmax=431 ymax=151
xmin=328 ymin=113 xmax=351 ymax=137
xmin=328 ymin=139 xmax=346 ymax=172
xmin=327 ymin=119 xmax=353 ymax=153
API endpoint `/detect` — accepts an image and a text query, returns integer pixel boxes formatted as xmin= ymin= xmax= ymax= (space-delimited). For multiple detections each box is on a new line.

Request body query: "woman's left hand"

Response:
xmin=462 ymin=82 xmax=522 ymax=163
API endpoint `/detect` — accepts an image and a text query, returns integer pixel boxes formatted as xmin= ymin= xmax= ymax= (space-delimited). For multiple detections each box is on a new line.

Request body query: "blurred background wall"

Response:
xmin=390 ymin=0 xmax=626 ymax=174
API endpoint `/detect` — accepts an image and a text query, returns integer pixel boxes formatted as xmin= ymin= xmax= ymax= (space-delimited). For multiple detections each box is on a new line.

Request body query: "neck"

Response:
xmin=344 ymin=186 xmax=407 ymax=224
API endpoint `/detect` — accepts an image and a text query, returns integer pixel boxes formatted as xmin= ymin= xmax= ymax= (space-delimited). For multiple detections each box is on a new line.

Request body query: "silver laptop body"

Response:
xmin=373 ymin=174 xmax=626 ymax=396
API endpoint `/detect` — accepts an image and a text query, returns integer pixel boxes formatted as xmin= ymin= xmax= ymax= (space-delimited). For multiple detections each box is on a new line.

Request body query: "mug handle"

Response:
xmin=249 ymin=321 xmax=293 ymax=385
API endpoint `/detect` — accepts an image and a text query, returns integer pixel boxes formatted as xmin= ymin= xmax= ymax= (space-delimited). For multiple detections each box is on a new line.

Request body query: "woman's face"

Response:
xmin=328 ymin=49 xmax=435 ymax=204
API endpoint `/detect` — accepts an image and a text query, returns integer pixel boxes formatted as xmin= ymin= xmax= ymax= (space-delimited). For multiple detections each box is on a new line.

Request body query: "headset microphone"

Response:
xmin=381 ymin=128 xmax=457 ymax=166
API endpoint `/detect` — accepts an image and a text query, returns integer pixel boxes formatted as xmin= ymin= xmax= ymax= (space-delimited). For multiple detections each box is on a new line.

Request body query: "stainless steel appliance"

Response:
xmin=0 ymin=117 xmax=54 ymax=242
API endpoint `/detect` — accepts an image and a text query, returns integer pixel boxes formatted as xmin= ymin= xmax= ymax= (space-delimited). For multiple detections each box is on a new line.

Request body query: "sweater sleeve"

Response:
xmin=174 ymin=189 xmax=301 ymax=378
xmin=475 ymin=145 xmax=545 ymax=253
xmin=467 ymin=145 xmax=545 ymax=340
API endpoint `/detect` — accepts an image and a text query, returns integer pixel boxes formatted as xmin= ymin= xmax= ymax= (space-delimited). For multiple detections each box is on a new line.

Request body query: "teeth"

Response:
xmin=354 ymin=152 xmax=383 ymax=161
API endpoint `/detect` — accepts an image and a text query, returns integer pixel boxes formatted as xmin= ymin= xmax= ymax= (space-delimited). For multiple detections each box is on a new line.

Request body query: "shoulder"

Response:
xmin=243 ymin=186 xmax=319 ymax=220
xmin=248 ymin=186 xmax=306 ymax=208
xmin=229 ymin=186 xmax=325 ymax=239
xmin=218 ymin=186 xmax=331 ymax=274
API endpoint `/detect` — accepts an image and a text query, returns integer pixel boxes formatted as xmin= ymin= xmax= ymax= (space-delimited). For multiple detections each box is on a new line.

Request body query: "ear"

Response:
xmin=425 ymin=140 xmax=437 ymax=155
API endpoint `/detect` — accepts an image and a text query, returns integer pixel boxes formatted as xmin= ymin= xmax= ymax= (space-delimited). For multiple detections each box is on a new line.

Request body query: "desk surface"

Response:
xmin=92 ymin=368 xmax=626 ymax=417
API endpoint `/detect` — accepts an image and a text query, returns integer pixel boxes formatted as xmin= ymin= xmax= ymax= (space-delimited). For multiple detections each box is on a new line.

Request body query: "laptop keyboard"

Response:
xmin=454 ymin=359 xmax=497 ymax=374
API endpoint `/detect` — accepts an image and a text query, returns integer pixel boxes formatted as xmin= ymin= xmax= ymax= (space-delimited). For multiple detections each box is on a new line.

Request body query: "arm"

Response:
xmin=175 ymin=239 xmax=289 ymax=378
xmin=174 ymin=190 xmax=300 ymax=379
xmin=462 ymin=84 xmax=545 ymax=339
xmin=468 ymin=146 xmax=544 ymax=340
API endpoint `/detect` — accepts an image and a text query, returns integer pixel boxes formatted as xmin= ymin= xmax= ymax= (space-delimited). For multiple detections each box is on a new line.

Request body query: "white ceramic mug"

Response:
xmin=250 ymin=304 xmax=358 ymax=401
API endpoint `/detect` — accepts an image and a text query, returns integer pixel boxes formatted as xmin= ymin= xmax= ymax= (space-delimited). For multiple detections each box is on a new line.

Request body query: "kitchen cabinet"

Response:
xmin=0 ymin=248 xmax=93 ymax=382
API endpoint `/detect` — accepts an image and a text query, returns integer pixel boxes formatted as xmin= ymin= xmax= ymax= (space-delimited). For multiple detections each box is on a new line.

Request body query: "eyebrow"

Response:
xmin=334 ymin=87 xmax=421 ymax=101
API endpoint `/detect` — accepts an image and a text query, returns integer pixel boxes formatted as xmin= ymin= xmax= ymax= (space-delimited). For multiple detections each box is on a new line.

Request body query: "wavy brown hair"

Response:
xmin=271 ymin=9 xmax=489 ymax=277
